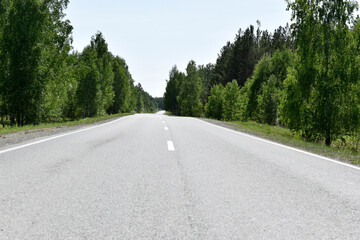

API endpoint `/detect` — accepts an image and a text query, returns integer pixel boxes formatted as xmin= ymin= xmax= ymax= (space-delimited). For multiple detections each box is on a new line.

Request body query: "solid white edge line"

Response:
xmin=194 ymin=118 xmax=360 ymax=171
xmin=0 ymin=116 xmax=130 ymax=155
xmin=167 ymin=141 xmax=175 ymax=151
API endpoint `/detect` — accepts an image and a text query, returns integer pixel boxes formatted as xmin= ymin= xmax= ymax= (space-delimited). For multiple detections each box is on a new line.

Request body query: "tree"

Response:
xmin=90 ymin=32 xmax=115 ymax=114
xmin=0 ymin=0 xmax=10 ymax=125
xmin=211 ymin=23 xmax=294 ymax=90
xmin=222 ymin=80 xmax=241 ymax=121
xmin=131 ymin=83 xmax=157 ymax=113
xmin=283 ymin=0 xmax=359 ymax=145
xmin=231 ymin=26 xmax=257 ymax=87
xmin=212 ymin=42 xmax=233 ymax=86
xmin=177 ymin=60 xmax=203 ymax=117
xmin=198 ymin=63 xmax=214 ymax=106
xmin=154 ymin=97 xmax=164 ymax=110
xmin=163 ymin=66 xmax=184 ymax=115
xmin=257 ymin=75 xmax=280 ymax=125
xmin=109 ymin=56 xmax=131 ymax=113
xmin=245 ymin=54 xmax=273 ymax=119
xmin=1 ymin=0 xmax=46 ymax=126
xmin=205 ymin=84 xmax=224 ymax=120
xmin=242 ymin=49 xmax=293 ymax=122
xmin=0 ymin=0 xmax=73 ymax=125
xmin=76 ymin=46 xmax=101 ymax=117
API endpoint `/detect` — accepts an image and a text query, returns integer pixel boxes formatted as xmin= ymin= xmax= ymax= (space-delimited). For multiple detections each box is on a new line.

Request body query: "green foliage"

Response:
xmin=74 ymin=32 xmax=156 ymax=116
xmin=76 ymin=55 xmax=101 ymax=118
xmin=132 ymin=83 xmax=157 ymax=113
xmin=198 ymin=63 xmax=214 ymax=106
xmin=90 ymin=32 xmax=115 ymax=114
xmin=245 ymin=54 xmax=273 ymax=119
xmin=177 ymin=61 xmax=203 ymax=117
xmin=164 ymin=23 xmax=294 ymax=120
xmin=211 ymin=23 xmax=294 ymax=87
xmin=162 ymin=1 xmax=360 ymax=153
xmin=222 ymin=80 xmax=241 ymax=121
xmin=163 ymin=66 xmax=183 ymax=115
xmin=109 ymin=56 xmax=131 ymax=114
xmin=257 ymin=75 xmax=280 ymax=125
xmin=205 ymin=84 xmax=224 ymax=120
xmin=154 ymin=97 xmax=164 ymax=110
xmin=0 ymin=0 xmax=81 ymax=125
xmin=284 ymin=0 xmax=359 ymax=145
xmin=242 ymin=49 xmax=293 ymax=122
xmin=0 ymin=4 xmax=155 ymax=127
xmin=1 ymin=0 xmax=46 ymax=125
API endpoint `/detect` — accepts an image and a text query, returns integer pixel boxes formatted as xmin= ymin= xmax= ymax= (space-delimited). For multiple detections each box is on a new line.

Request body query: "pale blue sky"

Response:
xmin=66 ymin=0 xmax=292 ymax=97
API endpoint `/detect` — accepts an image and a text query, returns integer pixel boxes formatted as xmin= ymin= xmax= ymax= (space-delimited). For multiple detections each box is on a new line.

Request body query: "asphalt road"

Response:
xmin=1 ymin=113 xmax=360 ymax=239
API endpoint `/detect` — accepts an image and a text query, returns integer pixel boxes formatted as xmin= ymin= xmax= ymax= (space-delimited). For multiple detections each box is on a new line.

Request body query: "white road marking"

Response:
xmin=196 ymin=118 xmax=360 ymax=171
xmin=162 ymin=121 xmax=166 ymax=124
xmin=164 ymin=127 xmax=169 ymax=131
xmin=0 ymin=116 xmax=130 ymax=155
xmin=167 ymin=141 xmax=175 ymax=151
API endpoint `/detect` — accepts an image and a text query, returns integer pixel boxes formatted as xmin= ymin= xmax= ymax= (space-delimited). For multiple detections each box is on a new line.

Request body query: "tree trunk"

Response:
xmin=10 ymin=113 xmax=15 ymax=128
xmin=325 ymin=129 xmax=331 ymax=146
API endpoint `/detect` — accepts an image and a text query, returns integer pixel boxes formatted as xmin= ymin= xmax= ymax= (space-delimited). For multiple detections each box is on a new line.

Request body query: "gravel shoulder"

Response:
xmin=200 ymin=118 xmax=360 ymax=166
xmin=0 ymin=117 xmax=127 ymax=149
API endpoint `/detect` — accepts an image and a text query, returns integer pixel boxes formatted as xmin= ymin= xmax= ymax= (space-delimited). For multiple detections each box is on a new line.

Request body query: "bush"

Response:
xmin=205 ymin=84 xmax=224 ymax=120
xmin=222 ymin=80 xmax=241 ymax=121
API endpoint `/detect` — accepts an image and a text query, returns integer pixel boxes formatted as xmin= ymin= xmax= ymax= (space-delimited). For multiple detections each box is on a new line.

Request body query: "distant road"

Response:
xmin=1 ymin=114 xmax=360 ymax=239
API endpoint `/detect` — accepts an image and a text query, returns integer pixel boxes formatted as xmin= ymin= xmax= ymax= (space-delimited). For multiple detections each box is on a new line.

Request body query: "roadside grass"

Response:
xmin=228 ymin=121 xmax=360 ymax=166
xmin=0 ymin=113 xmax=133 ymax=136
xmin=165 ymin=112 xmax=176 ymax=116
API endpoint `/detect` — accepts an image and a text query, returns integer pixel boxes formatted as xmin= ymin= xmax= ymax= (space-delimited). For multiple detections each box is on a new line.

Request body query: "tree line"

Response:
xmin=164 ymin=0 xmax=360 ymax=147
xmin=0 ymin=0 xmax=158 ymax=128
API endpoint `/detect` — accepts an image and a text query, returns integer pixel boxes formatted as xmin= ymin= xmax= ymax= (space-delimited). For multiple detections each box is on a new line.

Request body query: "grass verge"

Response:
xmin=165 ymin=111 xmax=176 ymax=116
xmin=227 ymin=121 xmax=360 ymax=166
xmin=0 ymin=113 xmax=133 ymax=136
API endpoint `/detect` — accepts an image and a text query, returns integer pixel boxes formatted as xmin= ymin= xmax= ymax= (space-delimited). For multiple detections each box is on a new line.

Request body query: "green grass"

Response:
xmin=0 ymin=113 xmax=133 ymax=136
xmin=228 ymin=121 xmax=360 ymax=166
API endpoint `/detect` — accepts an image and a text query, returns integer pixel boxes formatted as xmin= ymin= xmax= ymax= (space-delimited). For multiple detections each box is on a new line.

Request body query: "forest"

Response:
xmin=164 ymin=0 xmax=360 ymax=147
xmin=0 ymin=0 xmax=158 ymax=128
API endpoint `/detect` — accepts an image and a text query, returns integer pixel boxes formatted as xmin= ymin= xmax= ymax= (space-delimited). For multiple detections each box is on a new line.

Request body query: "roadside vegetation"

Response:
xmin=0 ymin=0 xmax=160 ymax=130
xmin=0 ymin=113 xmax=133 ymax=136
xmin=226 ymin=121 xmax=360 ymax=165
xmin=163 ymin=0 xmax=360 ymax=164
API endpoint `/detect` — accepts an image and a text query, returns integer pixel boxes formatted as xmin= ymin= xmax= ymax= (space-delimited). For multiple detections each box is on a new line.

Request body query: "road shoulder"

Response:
xmin=0 ymin=116 xmax=130 ymax=149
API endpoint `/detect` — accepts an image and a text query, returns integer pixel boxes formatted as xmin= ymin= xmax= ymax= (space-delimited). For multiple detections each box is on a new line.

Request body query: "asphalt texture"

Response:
xmin=1 ymin=113 xmax=360 ymax=239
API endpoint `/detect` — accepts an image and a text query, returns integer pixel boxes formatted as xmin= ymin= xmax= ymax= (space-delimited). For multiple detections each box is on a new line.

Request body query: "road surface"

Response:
xmin=1 ymin=113 xmax=360 ymax=239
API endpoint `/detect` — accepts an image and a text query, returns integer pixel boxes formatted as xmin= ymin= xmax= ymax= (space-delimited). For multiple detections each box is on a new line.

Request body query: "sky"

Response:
xmin=65 ymin=0 xmax=292 ymax=97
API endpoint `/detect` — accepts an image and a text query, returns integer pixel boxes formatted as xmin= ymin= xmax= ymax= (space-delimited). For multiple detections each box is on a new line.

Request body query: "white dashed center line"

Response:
xmin=164 ymin=127 xmax=169 ymax=131
xmin=167 ymin=141 xmax=175 ymax=151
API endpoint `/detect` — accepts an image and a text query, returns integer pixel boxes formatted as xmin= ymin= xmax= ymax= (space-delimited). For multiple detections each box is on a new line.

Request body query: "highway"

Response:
xmin=0 ymin=113 xmax=360 ymax=239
